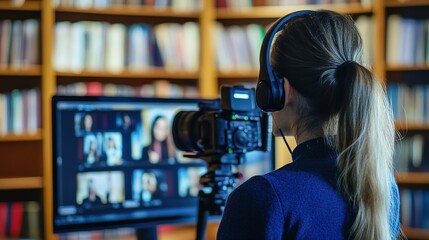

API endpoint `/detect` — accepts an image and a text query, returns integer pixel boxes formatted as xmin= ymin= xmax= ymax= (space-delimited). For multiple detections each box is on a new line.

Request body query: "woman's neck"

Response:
xmin=295 ymin=127 xmax=324 ymax=145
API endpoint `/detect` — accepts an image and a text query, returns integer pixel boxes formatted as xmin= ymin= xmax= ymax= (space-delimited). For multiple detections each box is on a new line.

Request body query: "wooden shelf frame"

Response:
xmin=216 ymin=3 xmax=373 ymax=20
xmin=395 ymin=122 xmax=429 ymax=131
xmin=402 ymin=226 xmax=429 ymax=240
xmin=55 ymin=6 xmax=201 ymax=19
xmin=56 ymin=69 xmax=200 ymax=80
xmin=396 ymin=172 xmax=429 ymax=186
xmin=0 ymin=131 xmax=43 ymax=142
xmin=0 ymin=66 xmax=42 ymax=76
xmin=386 ymin=65 xmax=429 ymax=72
xmin=0 ymin=177 xmax=43 ymax=190
xmin=0 ymin=1 xmax=41 ymax=11
xmin=385 ymin=0 xmax=429 ymax=8
xmin=217 ymin=69 xmax=259 ymax=79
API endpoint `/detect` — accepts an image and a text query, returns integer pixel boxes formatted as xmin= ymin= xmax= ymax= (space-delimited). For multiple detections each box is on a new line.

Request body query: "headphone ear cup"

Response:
xmin=273 ymin=70 xmax=285 ymax=110
xmin=256 ymin=72 xmax=285 ymax=112
xmin=256 ymin=80 xmax=272 ymax=110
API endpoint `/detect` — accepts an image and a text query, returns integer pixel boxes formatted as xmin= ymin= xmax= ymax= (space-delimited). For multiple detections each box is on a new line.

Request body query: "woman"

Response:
xmin=217 ymin=10 xmax=401 ymax=240
xmin=141 ymin=115 xmax=171 ymax=164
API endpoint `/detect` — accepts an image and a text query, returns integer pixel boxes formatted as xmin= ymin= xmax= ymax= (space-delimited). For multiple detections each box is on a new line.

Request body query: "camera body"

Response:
xmin=173 ymin=85 xmax=272 ymax=157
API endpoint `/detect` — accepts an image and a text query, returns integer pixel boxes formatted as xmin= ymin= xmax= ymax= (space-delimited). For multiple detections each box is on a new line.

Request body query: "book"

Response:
xmin=86 ymin=22 xmax=106 ymax=72
xmin=245 ymin=24 xmax=265 ymax=68
xmin=414 ymin=20 xmax=425 ymax=66
xmin=10 ymin=20 xmax=24 ymax=70
xmin=11 ymin=89 xmax=23 ymax=134
xmin=0 ymin=20 xmax=12 ymax=69
xmin=426 ymin=20 xmax=429 ymax=65
xmin=0 ymin=93 xmax=6 ymax=135
xmin=0 ymin=202 xmax=7 ymax=237
xmin=386 ymin=15 xmax=401 ymax=66
xmin=27 ymin=88 xmax=40 ymax=133
xmin=128 ymin=24 xmax=151 ymax=71
xmin=54 ymin=22 xmax=71 ymax=72
xmin=355 ymin=15 xmax=373 ymax=67
xmin=69 ymin=22 xmax=86 ymax=73
xmin=215 ymin=23 xmax=234 ymax=72
xmin=105 ymin=23 xmax=126 ymax=73
xmin=86 ymin=82 xmax=103 ymax=96
xmin=22 ymin=19 xmax=40 ymax=67
xmin=182 ymin=22 xmax=199 ymax=71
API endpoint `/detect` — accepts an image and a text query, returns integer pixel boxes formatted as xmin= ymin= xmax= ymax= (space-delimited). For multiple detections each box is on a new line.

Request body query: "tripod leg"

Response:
xmin=196 ymin=199 xmax=209 ymax=240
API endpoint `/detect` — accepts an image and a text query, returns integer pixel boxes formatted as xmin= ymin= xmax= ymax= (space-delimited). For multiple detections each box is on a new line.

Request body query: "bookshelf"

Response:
xmin=0 ymin=0 xmax=428 ymax=239
xmin=384 ymin=0 xmax=429 ymax=239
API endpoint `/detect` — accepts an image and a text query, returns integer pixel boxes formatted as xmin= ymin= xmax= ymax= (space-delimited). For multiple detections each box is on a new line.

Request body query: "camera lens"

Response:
xmin=172 ymin=111 xmax=203 ymax=152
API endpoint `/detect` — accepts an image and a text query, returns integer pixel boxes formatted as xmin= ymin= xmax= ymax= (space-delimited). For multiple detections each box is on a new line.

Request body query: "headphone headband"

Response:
xmin=256 ymin=10 xmax=315 ymax=112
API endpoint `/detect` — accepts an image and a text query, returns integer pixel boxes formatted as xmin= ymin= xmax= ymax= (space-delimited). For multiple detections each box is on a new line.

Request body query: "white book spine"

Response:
xmin=105 ymin=23 xmax=126 ymax=73
xmin=70 ymin=22 xmax=86 ymax=72
xmin=54 ymin=22 xmax=71 ymax=71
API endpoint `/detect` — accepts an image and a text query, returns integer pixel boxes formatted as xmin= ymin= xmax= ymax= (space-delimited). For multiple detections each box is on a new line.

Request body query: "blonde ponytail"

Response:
xmin=337 ymin=63 xmax=395 ymax=239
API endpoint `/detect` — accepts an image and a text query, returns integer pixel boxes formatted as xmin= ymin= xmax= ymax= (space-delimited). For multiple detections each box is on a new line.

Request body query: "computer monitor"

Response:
xmin=52 ymin=95 xmax=274 ymax=237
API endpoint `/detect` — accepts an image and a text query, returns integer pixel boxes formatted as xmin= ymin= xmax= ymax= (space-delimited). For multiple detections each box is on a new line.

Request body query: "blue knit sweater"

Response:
xmin=217 ymin=137 xmax=400 ymax=240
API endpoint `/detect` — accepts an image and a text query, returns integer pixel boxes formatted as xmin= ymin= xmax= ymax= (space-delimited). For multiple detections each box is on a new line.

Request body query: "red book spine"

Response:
xmin=9 ymin=202 xmax=23 ymax=237
xmin=0 ymin=202 xmax=7 ymax=237
xmin=86 ymin=82 xmax=103 ymax=96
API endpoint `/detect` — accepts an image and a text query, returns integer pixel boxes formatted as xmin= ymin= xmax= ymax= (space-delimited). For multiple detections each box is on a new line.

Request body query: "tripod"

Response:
xmin=195 ymin=154 xmax=243 ymax=240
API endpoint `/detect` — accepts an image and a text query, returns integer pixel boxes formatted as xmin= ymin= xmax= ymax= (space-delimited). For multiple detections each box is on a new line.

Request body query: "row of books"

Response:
xmin=400 ymin=189 xmax=429 ymax=229
xmin=54 ymin=21 xmax=199 ymax=73
xmin=53 ymin=0 xmax=201 ymax=10
xmin=0 ymin=19 xmax=39 ymax=70
xmin=215 ymin=15 xmax=373 ymax=72
xmin=0 ymin=88 xmax=41 ymax=136
xmin=0 ymin=201 xmax=41 ymax=239
xmin=215 ymin=23 xmax=264 ymax=72
xmin=386 ymin=15 xmax=429 ymax=66
xmin=56 ymin=80 xmax=200 ymax=98
xmin=393 ymin=135 xmax=429 ymax=173
xmin=387 ymin=83 xmax=429 ymax=123
xmin=216 ymin=0 xmax=372 ymax=8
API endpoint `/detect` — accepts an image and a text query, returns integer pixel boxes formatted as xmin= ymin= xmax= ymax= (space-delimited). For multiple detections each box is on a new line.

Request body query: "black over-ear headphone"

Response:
xmin=256 ymin=10 xmax=315 ymax=112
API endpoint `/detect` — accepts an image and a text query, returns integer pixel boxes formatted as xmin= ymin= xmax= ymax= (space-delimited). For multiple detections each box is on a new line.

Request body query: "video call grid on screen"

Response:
xmin=52 ymin=96 xmax=274 ymax=232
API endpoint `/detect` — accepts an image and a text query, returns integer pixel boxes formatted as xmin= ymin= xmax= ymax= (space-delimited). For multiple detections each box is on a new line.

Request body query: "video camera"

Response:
xmin=172 ymin=85 xmax=273 ymax=240
xmin=172 ymin=85 xmax=272 ymax=158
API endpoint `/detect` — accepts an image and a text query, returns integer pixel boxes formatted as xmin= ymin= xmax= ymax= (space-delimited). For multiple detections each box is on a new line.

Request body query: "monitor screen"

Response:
xmin=52 ymin=96 xmax=274 ymax=233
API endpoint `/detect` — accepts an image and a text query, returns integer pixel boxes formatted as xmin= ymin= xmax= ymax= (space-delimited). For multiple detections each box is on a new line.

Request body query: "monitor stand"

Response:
xmin=136 ymin=227 xmax=157 ymax=240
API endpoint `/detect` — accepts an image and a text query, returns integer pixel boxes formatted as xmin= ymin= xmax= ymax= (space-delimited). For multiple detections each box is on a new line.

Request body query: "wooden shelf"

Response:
xmin=385 ymin=0 xmax=429 ymax=8
xmin=0 ymin=131 xmax=43 ymax=142
xmin=395 ymin=122 xmax=429 ymax=131
xmin=0 ymin=1 xmax=41 ymax=11
xmin=216 ymin=3 xmax=373 ymax=20
xmin=0 ymin=66 xmax=42 ymax=76
xmin=403 ymin=226 xmax=429 ymax=240
xmin=396 ymin=172 xmax=429 ymax=187
xmin=386 ymin=65 xmax=429 ymax=72
xmin=217 ymin=69 xmax=259 ymax=79
xmin=56 ymin=69 xmax=199 ymax=81
xmin=0 ymin=177 xmax=43 ymax=190
xmin=55 ymin=6 xmax=201 ymax=19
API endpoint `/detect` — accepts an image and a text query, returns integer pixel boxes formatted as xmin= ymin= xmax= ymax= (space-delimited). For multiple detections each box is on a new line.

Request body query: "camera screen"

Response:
xmin=52 ymin=96 xmax=274 ymax=232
